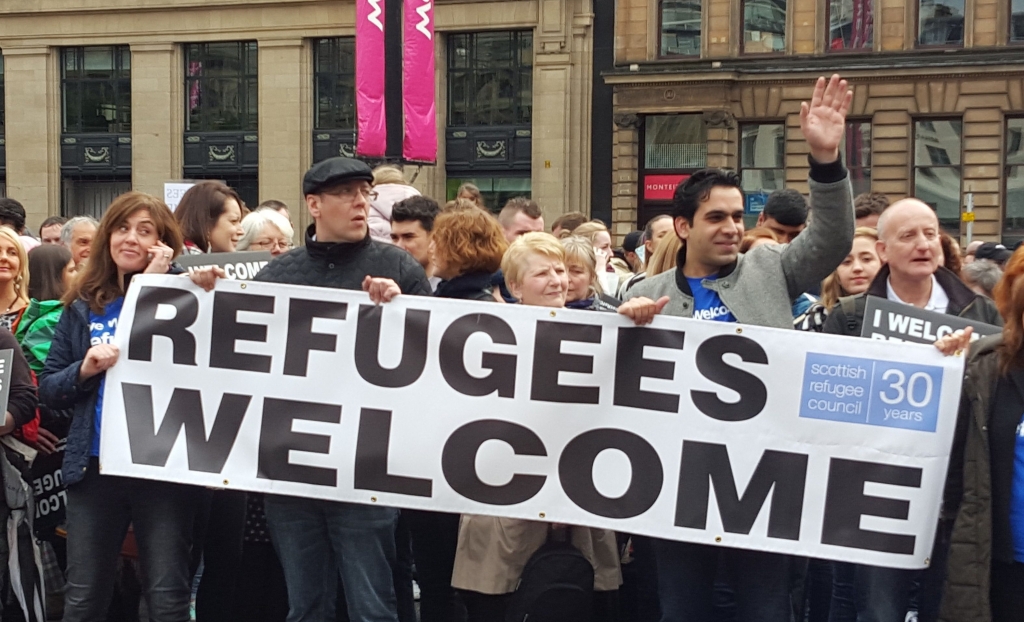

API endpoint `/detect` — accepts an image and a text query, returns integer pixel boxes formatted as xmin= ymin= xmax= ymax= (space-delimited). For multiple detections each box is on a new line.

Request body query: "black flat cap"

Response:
xmin=622 ymin=231 xmax=644 ymax=253
xmin=303 ymin=157 xmax=375 ymax=195
xmin=975 ymin=242 xmax=1013 ymax=265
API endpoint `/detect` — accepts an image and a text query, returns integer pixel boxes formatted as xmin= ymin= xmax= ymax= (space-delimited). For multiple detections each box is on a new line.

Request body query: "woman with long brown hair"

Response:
xmin=941 ymin=246 xmax=1024 ymax=621
xmin=38 ymin=192 xmax=198 ymax=622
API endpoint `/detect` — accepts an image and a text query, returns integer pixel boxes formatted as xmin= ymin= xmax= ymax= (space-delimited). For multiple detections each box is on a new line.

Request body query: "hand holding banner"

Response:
xmin=99 ymin=276 xmax=965 ymax=569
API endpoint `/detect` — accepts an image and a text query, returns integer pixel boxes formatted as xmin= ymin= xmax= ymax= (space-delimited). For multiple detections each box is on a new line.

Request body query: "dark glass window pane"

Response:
xmin=740 ymin=124 xmax=784 ymax=168
xmin=919 ymin=0 xmax=964 ymax=46
xmin=1013 ymin=0 xmax=1024 ymax=41
xmin=1007 ymin=119 xmax=1024 ymax=164
xmin=61 ymin=45 xmax=131 ymax=134
xmin=914 ymin=120 xmax=962 ymax=165
xmin=447 ymin=31 xmax=532 ymax=128
xmin=661 ymin=0 xmax=702 ymax=56
xmin=1005 ymin=165 xmax=1024 ymax=235
xmin=0 ymin=54 xmax=5 ymax=133
xmin=744 ymin=0 xmax=787 ymax=53
xmin=645 ymin=115 xmax=708 ymax=169
xmin=829 ymin=0 xmax=873 ymax=50
xmin=185 ymin=42 xmax=258 ymax=132
xmin=843 ymin=121 xmax=872 ymax=196
xmin=914 ymin=120 xmax=961 ymax=233
xmin=313 ymin=37 xmax=356 ymax=131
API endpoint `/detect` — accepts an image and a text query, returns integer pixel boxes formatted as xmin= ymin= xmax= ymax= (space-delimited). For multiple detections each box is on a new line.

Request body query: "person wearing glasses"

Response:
xmin=238 ymin=208 xmax=295 ymax=257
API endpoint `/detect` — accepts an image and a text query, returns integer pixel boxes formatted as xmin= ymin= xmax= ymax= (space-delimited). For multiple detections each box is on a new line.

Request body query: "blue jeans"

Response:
xmin=652 ymin=539 xmax=795 ymax=622
xmin=63 ymin=465 xmax=201 ymax=622
xmin=264 ymin=495 xmax=399 ymax=622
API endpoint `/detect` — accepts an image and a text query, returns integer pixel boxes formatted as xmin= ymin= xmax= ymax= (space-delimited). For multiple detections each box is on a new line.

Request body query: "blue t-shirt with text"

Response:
xmin=687 ymin=275 xmax=737 ymax=323
xmin=89 ymin=297 xmax=124 ymax=457
xmin=1012 ymin=413 xmax=1024 ymax=562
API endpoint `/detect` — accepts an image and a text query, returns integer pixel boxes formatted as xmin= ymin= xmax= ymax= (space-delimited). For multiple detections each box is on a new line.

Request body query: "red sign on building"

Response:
xmin=643 ymin=174 xmax=689 ymax=201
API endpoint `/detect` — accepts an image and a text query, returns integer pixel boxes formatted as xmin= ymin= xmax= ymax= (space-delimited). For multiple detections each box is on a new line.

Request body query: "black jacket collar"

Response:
xmin=673 ymin=246 xmax=738 ymax=297
xmin=434 ymin=271 xmax=494 ymax=300
xmin=304 ymin=225 xmax=372 ymax=262
xmin=866 ymin=264 xmax=978 ymax=315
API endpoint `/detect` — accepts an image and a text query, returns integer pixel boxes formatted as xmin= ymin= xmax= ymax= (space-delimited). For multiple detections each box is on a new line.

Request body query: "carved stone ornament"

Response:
xmin=702 ymin=110 xmax=736 ymax=129
xmin=476 ymin=140 xmax=507 ymax=159
xmin=208 ymin=145 xmax=236 ymax=163
xmin=84 ymin=147 xmax=111 ymax=164
xmin=613 ymin=113 xmax=641 ymax=129
xmin=339 ymin=143 xmax=356 ymax=158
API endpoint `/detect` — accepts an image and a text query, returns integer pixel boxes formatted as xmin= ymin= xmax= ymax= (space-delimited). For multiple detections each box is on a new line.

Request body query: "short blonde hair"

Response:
xmin=373 ymin=165 xmax=408 ymax=186
xmin=0 ymin=227 xmax=29 ymax=306
xmin=501 ymin=232 xmax=565 ymax=293
xmin=560 ymin=235 xmax=602 ymax=297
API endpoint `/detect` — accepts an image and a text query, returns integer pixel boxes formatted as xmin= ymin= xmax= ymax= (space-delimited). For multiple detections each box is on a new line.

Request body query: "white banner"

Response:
xmin=99 ymin=275 xmax=966 ymax=569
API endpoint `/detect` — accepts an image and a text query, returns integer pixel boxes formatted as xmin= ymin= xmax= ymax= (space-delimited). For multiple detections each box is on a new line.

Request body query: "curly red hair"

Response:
xmin=432 ymin=204 xmax=508 ymax=276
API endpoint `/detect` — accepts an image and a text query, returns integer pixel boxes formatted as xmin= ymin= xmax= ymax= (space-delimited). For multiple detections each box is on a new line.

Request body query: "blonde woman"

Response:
xmin=560 ymin=236 xmax=618 ymax=311
xmin=646 ymin=232 xmax=682 ymax=279
xmin=0 ymin=227 xmax=30 ymax=333
xmin=572 ymin=221 xmax=628 ymax=295
xmin=369 ymin=165 xmax=420 ymax=243
xmin=796 ymin=227 xmax=881 ymax=331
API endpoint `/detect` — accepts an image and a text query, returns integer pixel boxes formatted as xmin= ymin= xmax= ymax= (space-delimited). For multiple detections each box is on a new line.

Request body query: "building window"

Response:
xmin=314 ymin=38 xmax=356 ymax=130
xmin=844 ymin=120 xmax=872 ymax=196
xmin=828 ymin=0 xmax=873 ymax=50
xmin=739 ymin=123 xmax=785 ymax=225
xmin=918 ymin=0 xmax=964 ymax=46
xmin=644 ymin=115 xmax=707 ymax=170
xmin=185 ymin=42 xmax=258 ymax=132
xmin=446 ymin=176 xmax=530 ymax=212
xmin=743 ymin=0 xmax=787 ymax=54
xmin=1005 ymin=119 xmax=1024 ymax=239
xmin=1012 ymin=0 xmax=1024 ymax=42
xmin=913 ymin=119 xmax=962 ymax=234
xmin=448 ymin=31 xmax=532 ymax=127
xmin=61 ymin=46 xmax=131 ymax=134
xmin=661 ymin=0 xmax=702 ymax=56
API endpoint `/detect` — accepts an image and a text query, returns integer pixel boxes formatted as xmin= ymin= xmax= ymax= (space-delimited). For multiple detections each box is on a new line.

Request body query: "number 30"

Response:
xmin=879 ymin=369 xmax=933 ymax=408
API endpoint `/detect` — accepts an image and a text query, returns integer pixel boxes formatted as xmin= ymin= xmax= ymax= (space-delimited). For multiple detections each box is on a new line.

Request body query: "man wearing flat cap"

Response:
xmin=242 ymin=157 xmax=429 ymax=621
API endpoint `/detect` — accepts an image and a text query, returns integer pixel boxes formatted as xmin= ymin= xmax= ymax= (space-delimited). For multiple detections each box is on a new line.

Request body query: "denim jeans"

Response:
xmin=63 ymin=465 xmax=201 ymax=622
xmin=652 ymin=539 xmax=795 ymax=622
xmin=264 ymin=495 xmax=399 ymax=622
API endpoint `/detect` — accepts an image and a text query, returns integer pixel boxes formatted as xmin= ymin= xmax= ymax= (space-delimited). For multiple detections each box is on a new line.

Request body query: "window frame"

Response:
xmin=1010 ymin=0 xmax=1024 ymax=44
xmin=843 ymin=119 xmax=873 ymax=197
xmin=916 ymin=0 xmax=966 ymax=48
xmin=658 ymin=0 xmax=703 ymax=58
xmin=184 ymin=41 xmax=259 ymax=133
xmin=312 ymin=37 xmax=357 ymax=131
xmin=740 ymin=0 xmax=788 ymax=55
xmin=1003 ymin=116 xmax=1024 ymax=240
xmin=911 ymin=117 xmax=963 ymax=235
xmin=0 ymin=54 xmax=5 ymax=135
xmin=825 ymin=0 xmax=875 ymax=53
xmin=60 ymin=46 xmax=132 ymax=135
xmin=446 ymin=30 xmax=533 ymax=128
xmin=737 ymin=121 xmax=787 ymax=224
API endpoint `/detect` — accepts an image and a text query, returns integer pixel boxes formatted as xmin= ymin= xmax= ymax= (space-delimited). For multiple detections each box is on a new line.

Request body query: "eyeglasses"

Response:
xmin=325 ymin=187 xmax=379 ymax=202
xmin=251 ymin=238 xmax=293 ymax=251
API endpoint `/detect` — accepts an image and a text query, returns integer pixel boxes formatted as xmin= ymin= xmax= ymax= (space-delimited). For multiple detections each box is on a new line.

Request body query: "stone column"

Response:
xmin=258 ymin=38 xmax=310 ymax=232
xmin=131 ymin=43 xmax=183 ymax=198
xmin=3 ymin=46 xmax=60 ymax=227
xmin=611 ymin=113 xmax=640 ymax=241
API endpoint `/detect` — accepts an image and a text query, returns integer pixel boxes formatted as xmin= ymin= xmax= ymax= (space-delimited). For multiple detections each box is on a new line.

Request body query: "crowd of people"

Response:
xmin=0 ymin=73 xmax=1013 ymax=622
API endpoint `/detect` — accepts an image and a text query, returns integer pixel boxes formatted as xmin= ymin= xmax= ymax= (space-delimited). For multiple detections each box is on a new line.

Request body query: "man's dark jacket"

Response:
xmin=822 ymin=264 xmax=1002 ymax=337
xmin=254 ymin=227 xmax=431 ymax=296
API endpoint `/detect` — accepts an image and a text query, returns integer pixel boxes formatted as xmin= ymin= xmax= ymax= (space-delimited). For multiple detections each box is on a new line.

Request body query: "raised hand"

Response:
xmin=800 ymin=74 xmax=853 ymax=164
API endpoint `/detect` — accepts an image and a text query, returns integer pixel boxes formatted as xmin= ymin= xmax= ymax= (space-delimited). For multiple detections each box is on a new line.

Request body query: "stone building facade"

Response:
xmin=0 ymin=0 xmax=595 ymax=232
xmin=611 ymin=0 xmax=1024 ymax=244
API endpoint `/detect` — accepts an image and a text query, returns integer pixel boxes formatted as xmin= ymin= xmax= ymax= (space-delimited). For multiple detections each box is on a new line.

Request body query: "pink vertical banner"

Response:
xmin=356 ymin=0 xmax=387 ymax=158
xmin=403 ymin=0 xmax=437 ymax=163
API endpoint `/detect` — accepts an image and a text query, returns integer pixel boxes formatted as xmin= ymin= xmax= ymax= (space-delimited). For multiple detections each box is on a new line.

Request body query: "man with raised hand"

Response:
xmin=626 ymin=74 xmax=856 ymax=621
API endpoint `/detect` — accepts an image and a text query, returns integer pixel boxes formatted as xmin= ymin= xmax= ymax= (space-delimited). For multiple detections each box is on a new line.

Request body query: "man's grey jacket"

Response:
xmin=626 ymin=160 xmax=855 ymax=330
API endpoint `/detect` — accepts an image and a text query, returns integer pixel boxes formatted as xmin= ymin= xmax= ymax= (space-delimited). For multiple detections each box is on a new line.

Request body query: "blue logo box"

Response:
xmin=799 ymin=353 xmax=943 ymax=433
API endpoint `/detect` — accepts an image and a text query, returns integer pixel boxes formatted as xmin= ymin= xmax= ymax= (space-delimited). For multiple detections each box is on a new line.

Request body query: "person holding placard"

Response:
xmin=624 ymin=74 xmax=856 ymax=622
xmin=38 ymin=192 xmax=196 ymax=622
xmin=941 ymin=246 xmax=1024 ymax=622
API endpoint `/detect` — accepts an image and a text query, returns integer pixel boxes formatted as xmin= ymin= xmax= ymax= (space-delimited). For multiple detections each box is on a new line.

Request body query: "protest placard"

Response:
xmin=163 ymin=182 xmax=195 ymax=212
xmin=175 ymin=251 xmax=273 ymax=281
xmin=861 ymin=295 xmax=1001 ymax=344
xmin=98 ymin=276 xmax=966 ymax=569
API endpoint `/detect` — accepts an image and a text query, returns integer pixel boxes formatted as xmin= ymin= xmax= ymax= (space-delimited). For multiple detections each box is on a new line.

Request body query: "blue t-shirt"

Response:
xmin=89 ymin=297 xmax=124 ymax=457
xmin=1012 ymin=413 xmax=1024 ymax=563
xmin=687 ymin=275 xmax=737 ymax=323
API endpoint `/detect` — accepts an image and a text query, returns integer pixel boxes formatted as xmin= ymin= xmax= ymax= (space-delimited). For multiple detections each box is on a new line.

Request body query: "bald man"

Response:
xmin=821 ymin=198 xmax=1000 ymax=622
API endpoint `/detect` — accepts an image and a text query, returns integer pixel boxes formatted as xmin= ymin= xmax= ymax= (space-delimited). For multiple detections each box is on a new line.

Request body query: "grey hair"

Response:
xmin=962 ymin=259 xmax=1003 ymax=298
xmin=559 ymin=235 xmax=603 ymax=297
xmin=60 ymin=216 xmax=99 ymax=246
xmin=237 ymin=208 xmax=295 ymax=251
